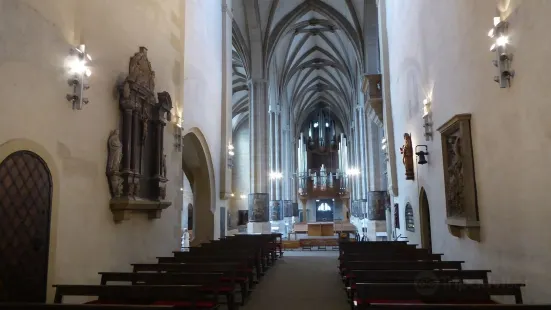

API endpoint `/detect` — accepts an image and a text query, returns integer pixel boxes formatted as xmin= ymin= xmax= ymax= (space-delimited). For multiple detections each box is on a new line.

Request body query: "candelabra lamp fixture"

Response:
xmin=422 ymin=98 xmax=433 ymax=141
xmin=228 ymin=143 xmax=235 ymax=169
xmin=489 ymin=15 xmax=513 ymax=88
xmin=66 ymin=44 xmax=92 ymax=110
xmin=415 ymin=145 xmax=429 ymax=165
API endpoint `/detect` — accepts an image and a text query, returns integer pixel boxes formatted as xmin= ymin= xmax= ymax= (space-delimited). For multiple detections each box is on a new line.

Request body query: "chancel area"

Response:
xmin=2 ymin=0 xmax=551 ymax=309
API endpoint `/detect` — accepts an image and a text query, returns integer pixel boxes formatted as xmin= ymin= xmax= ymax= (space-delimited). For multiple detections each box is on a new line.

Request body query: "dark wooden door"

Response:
xmin=0 ymin=151 xmax=52 ymax=302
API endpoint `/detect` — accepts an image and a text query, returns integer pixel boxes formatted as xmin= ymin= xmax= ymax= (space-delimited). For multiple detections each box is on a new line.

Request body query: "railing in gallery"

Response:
xmin=297 ymin=168 xmax=349 ymax=196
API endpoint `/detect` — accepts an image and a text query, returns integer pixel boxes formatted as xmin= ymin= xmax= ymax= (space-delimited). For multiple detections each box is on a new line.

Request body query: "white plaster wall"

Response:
xmin=385 ymin=0 xmax=551 ymax=302
xmin=182 ymin=0 xmax=223 ymax=238
xmin=0 ymin=0 xmax=222 ymax=300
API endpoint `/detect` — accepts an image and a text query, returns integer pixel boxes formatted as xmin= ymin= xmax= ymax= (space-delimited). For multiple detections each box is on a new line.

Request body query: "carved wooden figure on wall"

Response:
xmin=438 ymin=113 xmax=480 ymax=241
xmin=400 ymin=133 xmax=415 ymax=180
xmin=107 ymin=47 xmax=173 ymax=223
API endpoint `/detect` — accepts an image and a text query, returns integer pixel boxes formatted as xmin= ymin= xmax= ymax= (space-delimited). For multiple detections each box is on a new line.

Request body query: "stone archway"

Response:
xmin=419 ymin=187 xmax=432 ymax=251
xmin=181 ymin=128 xmax=215 ymax=246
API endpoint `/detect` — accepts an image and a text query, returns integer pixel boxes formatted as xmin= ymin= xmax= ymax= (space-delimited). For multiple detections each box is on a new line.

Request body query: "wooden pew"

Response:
xmin=157 ymin=255 xmax=256 ymax=285
xmin=349 ymin=269 xmax=490 ymax=284
xmin=341 ymin=261 xmax=464 ymax=288
xmin=344 ymin=261 xmax=464 ymax=272
xmin=53 ymin=285 xmax=217 ymax=309
xmin=354 ymin=283 xmax=525 ymax=309
xmin=169 ymin=250 xmax=260 ymax=282
xmin=367 ymin=305 xmax=551 ymax=310
xmin=131 ymin=263 xmax=249 ymax=306
xmin=346 ymin=270 xmax=491 ymax=303
xmin=341 ymin=251 xmax=442 ymax=262
xmin=98 ymin=272 xmax=236 ymax=310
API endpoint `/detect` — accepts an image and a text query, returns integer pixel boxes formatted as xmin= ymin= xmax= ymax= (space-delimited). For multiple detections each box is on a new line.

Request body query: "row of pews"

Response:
xmin=0 ymin=233 xmax=283 ymax=310
xmin=339 ymin=241 xmax=549 ymax=309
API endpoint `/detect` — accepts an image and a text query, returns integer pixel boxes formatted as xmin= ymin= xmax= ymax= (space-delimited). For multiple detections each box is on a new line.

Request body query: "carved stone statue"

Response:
xmin=128 ymin=47 xmax=155 ymax=91
xmin=106 ymin=129 xmax=123 ymax=198
xmin=400 ymin=133 xmax=414 ymax=180
xmin=107 ymin=129 xmax=122 ymax=173
xmin=161 ymin=154 xmax=167 ymax=178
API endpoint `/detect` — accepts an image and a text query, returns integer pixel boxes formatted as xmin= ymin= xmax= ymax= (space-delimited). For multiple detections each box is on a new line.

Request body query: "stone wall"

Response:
xmin=0 ymin=0 xmax=223 ymax=301
xmin=384 ymin=0 xmax=551 ymax=302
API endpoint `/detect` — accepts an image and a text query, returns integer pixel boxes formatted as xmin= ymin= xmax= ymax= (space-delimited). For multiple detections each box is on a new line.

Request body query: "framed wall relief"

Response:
xmin=405 ymin=203 xmax=415 ymax=232
xmin=368 ymin=191 xmax=387 ymax=221
xmin=107 ymin=47 xmax=172 ymax=222
xmin=437 ymin=114 xmax=480 ymax=241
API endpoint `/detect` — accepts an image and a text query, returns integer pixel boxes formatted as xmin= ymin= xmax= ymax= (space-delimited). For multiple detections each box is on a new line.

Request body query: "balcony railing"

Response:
xmin=297 ymin=169 xmax=349 ymax=198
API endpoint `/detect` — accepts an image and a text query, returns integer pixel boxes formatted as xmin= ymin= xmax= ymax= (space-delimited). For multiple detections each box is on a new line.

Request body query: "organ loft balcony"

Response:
xmin=297 ymin=168 xmax=350 ymax=199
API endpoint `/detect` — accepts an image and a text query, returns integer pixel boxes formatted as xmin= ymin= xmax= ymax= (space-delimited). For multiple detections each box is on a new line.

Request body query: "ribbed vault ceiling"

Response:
xmin=232 ymin=0 xmax=367 ymax=133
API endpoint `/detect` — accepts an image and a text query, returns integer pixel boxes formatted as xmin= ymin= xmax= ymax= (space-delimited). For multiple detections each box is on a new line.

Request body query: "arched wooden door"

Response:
xmin=0 ymin=151 xmax=52 ymax=302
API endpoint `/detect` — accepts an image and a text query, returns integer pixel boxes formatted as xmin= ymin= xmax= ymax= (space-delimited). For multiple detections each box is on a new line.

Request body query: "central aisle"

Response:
xmin=242 ymin=251 xmax=349 ymax=310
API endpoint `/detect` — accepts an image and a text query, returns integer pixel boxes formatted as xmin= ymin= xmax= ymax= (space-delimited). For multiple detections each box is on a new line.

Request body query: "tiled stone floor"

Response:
xmin=241 ymin=251 xmax=349 ymax=310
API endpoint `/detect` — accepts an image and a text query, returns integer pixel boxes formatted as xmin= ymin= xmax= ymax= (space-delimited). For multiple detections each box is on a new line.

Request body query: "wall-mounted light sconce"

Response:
xmin=422 ymin=98 xmax=433 ymax=141
xmin=227 ymin=143 xmax=234 ymax=169
xmin=415 ymin=145 xmax=429 ymax=165
xmin=489 ymin=15 xmax=514 ymax=88
xmin=230 ymin=193 xmax=235 ymax=198
xmin=174 ymin=116 xmax=183 ymax=152
xmin=381 ymin=137 xmax=389 ymax=161
xmin=240 ymin=194 xmax=247 ymax=199
xmin=65 ymin=44 xmax=92 ymax=110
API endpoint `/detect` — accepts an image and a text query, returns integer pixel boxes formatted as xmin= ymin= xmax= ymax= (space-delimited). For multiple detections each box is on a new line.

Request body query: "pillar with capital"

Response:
xmin=247 ymin=78 xmax=271 ymax=234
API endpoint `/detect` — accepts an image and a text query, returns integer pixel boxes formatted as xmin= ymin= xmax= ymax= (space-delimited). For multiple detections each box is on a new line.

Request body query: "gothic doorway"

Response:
xmin=0 ymin=151 xmax=52 ymax=302
xmin=419 ymin=187 xmax=432 ymax=251
xmin=182 ymin=128 xmax=215 ymax=245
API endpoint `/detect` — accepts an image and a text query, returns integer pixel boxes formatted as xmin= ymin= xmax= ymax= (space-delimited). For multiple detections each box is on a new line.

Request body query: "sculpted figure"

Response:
xmin=107 ymin=129 xmax=123 ymax=173
xmin=162 ymin=154 xmax=167 ymax=177
xmin=400 ymin=133 xmax=415 ymax=180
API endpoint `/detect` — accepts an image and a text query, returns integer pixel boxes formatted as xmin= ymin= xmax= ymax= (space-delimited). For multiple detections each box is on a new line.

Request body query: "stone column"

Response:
xmin=248 ymin=79 xmax=270 ymax=233
xmin=219 ymin=0 xmax=233 ymax=199
xmin=357 ymin=105 xmax=369 ymax=224
xmin=275 ymin=108 xmax=281 ymax=201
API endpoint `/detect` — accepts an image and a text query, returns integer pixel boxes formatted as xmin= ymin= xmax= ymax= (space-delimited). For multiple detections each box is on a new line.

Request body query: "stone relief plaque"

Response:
xmin=368 ymin=191 xmax=387 ymax=221
xmin=249 ymin=193 xmax=269 ymax=222
xmin=437 ymin=114 xmax=480 ymax=241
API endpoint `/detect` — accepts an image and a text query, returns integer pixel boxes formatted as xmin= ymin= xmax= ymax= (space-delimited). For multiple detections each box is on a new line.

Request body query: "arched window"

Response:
xmin=317 ymin=202 xmax=331 ymax=211
xmin=405 ymin=203 xmax=415 ymax=232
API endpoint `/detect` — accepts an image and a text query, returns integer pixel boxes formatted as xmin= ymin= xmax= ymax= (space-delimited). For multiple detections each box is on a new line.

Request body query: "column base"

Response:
xmin=247 ymin=222 xmax=272 ymax=234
